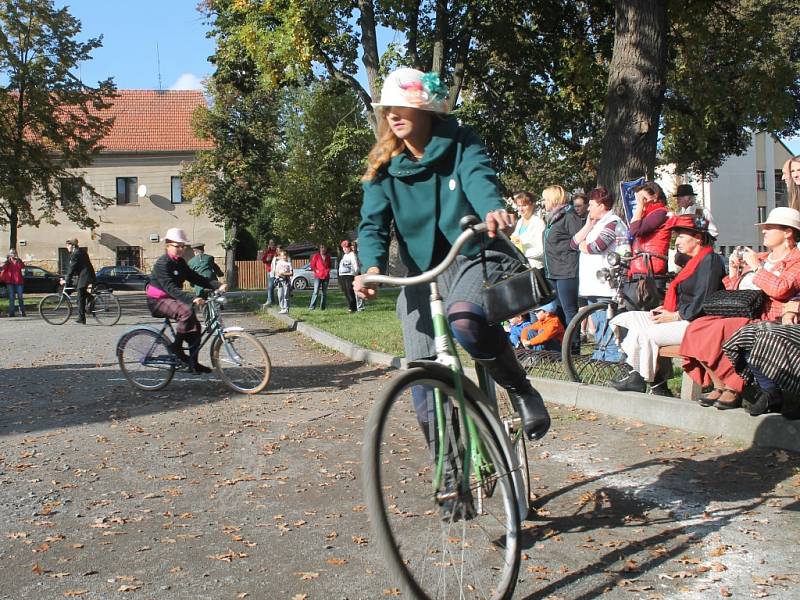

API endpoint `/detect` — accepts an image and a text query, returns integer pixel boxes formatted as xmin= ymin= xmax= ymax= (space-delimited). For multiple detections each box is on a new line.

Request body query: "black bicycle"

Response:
xmin=561 ymin=252 xmax=647 ymax=385
xmin=38 ymin=284 xmax=121 ymax=326
xmin=116 ymin=292 xmax=271 ymax=394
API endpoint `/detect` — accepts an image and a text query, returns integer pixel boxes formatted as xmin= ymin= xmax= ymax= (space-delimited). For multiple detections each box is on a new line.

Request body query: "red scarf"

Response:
xmin=662 ymin=245 xmax=713 ymax=312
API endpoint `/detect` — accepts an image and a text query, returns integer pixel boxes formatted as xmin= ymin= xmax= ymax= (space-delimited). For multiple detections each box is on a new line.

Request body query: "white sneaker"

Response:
xmin=279 ymin=309 xmax=288 ymax=314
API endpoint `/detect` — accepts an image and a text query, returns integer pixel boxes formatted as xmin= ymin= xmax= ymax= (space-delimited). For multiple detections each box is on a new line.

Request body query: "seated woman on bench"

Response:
xmin=146 ymin=228 xmax=228 ymax=373
xmin=609 ymin=215 xmax=724 ymax=396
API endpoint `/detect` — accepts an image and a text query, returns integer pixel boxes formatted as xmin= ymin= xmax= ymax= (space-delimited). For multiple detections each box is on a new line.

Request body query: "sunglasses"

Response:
xmin=168 ymin=243 xmax=186 ymax=249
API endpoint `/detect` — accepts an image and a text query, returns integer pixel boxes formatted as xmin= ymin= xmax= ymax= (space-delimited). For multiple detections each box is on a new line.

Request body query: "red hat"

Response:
xmin=668 ymin=214 xmax=708 ymax=233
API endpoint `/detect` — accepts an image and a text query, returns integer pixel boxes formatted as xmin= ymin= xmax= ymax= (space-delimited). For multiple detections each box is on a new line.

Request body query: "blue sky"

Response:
xmin=58 ymin=1 xmax=799 ymax=154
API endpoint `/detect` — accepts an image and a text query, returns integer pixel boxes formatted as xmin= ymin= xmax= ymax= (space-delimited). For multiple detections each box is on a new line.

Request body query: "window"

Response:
xmin=775 ymin=170 xmax=788 ymax=207
xmin=756 ymin=170 xmax=766 ymax=190
xmin=116 ymin=245 xmax=142 ymax=268
xmin=116 ymin=177 xmax=137 ymax=205
xmin=60 ymin=178 xmax=82 ymax=209
xmin=758 ymin=206 xmax=767 ymax=223
xmin=171 ymin=176 xmax=183 ymax=204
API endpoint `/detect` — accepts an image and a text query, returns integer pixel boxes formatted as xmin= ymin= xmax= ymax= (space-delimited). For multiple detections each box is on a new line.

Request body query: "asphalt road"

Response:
xmin=0 ymin=294 xmax=798 ymax=599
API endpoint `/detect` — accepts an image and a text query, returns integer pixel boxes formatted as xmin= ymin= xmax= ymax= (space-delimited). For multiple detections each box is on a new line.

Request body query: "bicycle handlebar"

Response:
xmin=360 ymin=222 xmax=489 ymax=288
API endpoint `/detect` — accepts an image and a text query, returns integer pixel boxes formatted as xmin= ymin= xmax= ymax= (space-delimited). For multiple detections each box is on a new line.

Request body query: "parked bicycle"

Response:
xmin=38 ymin=283 xmax=121 ymax=326
xmin=362 ymin=222 xmax=530 ymax=600
xmin=561 ymin=251 xmax=662 ymax=385
xmin=116 ymin=292 xmax=271 ymax=394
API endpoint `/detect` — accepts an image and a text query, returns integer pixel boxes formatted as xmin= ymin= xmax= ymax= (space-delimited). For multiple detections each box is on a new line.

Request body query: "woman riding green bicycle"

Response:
xmin=354 ymin=67 xmax=550 ymax=446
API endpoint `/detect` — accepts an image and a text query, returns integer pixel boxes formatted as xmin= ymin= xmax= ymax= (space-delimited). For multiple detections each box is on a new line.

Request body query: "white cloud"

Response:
xmin=169 ymin=73 xmax=204 ymax=91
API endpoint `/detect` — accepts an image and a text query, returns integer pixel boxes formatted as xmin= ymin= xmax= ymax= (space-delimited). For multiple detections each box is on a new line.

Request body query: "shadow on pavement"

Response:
xmin=520 ymin=433 xmax=797 ymax=599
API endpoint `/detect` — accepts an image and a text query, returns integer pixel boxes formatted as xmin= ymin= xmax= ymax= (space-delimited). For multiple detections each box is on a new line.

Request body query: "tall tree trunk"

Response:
xmin=225 ymin=221 xmax=238 ymax=289
xmin=358 ymin=0 xmax=381 ymax=136
xmin=598 ymin=0 xmax=667 ymax=202
xmin=9 ymin=206 xmax=18 ymax=250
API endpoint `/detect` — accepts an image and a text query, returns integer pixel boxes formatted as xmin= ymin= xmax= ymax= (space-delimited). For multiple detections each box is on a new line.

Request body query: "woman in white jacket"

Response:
xmin=510 ymin=191 xmax=545 ymax=269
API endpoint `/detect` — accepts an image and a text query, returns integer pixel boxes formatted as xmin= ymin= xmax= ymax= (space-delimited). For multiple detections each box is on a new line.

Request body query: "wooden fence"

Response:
xmin=234 ymin=258 xmax=309 ymax=289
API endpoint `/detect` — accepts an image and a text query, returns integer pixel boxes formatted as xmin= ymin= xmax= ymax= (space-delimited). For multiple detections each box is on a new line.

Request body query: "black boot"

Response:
xmin=169 ymin=333 xmax=189 ymax=365
xmin=476 ymin=345 xmax=551 ymax=441
xmin=648 ymin=361 xmax=674 ymax=397
xmin=748 ymin=388 xmax=783 ymax=417
xmin=610 ymin=370 xmax=646 ymax=393
xmin=649 ymin=380 xmax=673 ymax=397
xmin=185 ymin=332 xmax=212 ymax=374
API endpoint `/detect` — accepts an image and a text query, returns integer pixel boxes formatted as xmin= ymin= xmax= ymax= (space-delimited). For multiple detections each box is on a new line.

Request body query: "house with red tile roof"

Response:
xmin=14 ymin=90 xmax=224 ymax=273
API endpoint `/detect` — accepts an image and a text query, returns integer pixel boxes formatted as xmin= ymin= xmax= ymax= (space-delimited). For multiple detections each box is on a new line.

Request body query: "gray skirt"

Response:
xmin=397 ymin=248 xmax=522 ymax=360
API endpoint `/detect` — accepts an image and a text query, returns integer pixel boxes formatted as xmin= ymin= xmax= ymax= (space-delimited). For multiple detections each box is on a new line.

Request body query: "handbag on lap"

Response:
xmin=701 ymin=289 xmax=764 ymax=319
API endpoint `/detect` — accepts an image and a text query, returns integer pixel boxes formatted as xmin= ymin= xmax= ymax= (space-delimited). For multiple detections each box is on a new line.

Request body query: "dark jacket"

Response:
xmin=65 ymin=247 xmax=95 ymax=289
xmin=675 ymin=252 xmax=726 ymax=321
xmin=543 ymin=205 xmax=583 ymax=279
xmin=150 ymin=253 xmax=220 ymax=305
xmin=358 ymin=117 xmax=505 ymax=273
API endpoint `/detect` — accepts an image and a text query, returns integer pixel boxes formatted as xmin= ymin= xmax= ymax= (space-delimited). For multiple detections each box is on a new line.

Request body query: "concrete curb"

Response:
xmin=254 ymin=302 xmax=800 ymax=453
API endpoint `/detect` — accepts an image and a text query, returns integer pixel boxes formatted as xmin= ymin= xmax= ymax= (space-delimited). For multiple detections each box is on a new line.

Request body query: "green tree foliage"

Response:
xmin=267 ymin=81 xmax=374 ymax=248
xmin=183 ymin=2 xmax=283 ymax=283
xmin=662 ymin=0 xmax=800 ymax=178
xmin=0 ymin=0 xmax=116 ymax=249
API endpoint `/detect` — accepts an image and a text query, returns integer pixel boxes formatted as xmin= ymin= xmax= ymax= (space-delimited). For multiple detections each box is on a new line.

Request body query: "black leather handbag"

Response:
xmin=480 ymin=237 xmax=556 ymax=325
xmin=702 ymin=289 xmax=765 ymax=319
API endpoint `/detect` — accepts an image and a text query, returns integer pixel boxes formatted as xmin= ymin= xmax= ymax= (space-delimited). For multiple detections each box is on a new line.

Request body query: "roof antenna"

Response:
xmin=156 ymin=42 xmax=163 ymax=91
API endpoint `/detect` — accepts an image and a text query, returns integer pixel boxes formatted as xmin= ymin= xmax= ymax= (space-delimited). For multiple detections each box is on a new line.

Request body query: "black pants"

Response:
xmin=76 ymin=286 xmax=89 ymax=321
xmin=339 ymin=275 xmax=357 ymax=311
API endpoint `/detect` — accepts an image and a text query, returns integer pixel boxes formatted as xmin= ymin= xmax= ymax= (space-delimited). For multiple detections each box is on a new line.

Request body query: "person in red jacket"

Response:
xmin=308 ymin=243 xmax=332 ymax=310
xmin=627 ymin=181 xmax=672 ymax=306
xmin=1 ymin=249 xmax=26 ymax=317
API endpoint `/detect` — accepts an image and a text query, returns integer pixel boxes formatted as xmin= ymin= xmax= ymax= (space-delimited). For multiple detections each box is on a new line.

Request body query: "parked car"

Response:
xmin=0 ymin=265 xmax=62 ymax=296
xmin=94 ymin=265 xmax=149 ymax=291
xmin=290 ymin=257 xmax=339 ymax=290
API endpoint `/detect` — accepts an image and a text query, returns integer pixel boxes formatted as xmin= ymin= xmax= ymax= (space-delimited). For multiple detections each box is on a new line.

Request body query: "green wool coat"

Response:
xmin=188 ymin=252 xmax=223 ymax=295
xmin=358 ymin=117 xmax=505 ymax=273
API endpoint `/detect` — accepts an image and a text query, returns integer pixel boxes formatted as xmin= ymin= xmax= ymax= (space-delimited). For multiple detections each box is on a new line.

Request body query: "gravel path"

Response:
xmin=0 ymin=295 xmax=798 ymax=599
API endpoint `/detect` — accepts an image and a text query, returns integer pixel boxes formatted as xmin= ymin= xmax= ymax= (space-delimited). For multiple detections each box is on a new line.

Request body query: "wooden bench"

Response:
xmin=658 ymin=345 xmax=701 ymax=401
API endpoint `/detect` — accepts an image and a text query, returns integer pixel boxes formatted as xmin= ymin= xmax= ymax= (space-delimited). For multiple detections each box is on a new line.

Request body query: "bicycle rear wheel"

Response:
xmin=117 ymin=329 xmax=175 ymax=391
xmin=90 ymin=292 xmax=121 ymax=326
xmin=364 ymin=367 xmax=521 ymax=600
xmin=39 ymin=293 xmax=71 ymax=325
xmin=210 ymin=331 xmax=271 ymax=394
xmin=562 ymin=302 xmax=629 ymax=385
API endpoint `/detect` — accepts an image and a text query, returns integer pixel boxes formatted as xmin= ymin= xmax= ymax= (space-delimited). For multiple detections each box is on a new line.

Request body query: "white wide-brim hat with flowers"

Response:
xmin=371 ymin=67 xmax=449 ymax=113
xmin=164 ymin=227 xmax=191 ymax=244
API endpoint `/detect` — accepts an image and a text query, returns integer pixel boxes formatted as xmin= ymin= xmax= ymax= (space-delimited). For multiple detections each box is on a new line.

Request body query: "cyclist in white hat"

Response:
xmin=146 ymin=228 xmax=228 ymax=373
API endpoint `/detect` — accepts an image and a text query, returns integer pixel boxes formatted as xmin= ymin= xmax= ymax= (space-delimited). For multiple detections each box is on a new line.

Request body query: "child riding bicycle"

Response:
xmin=146 ymin=228 xmax=228 ymax=373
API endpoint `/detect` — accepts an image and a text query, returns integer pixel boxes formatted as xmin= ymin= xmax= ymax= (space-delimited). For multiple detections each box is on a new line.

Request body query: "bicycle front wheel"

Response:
xmin=364 ymin=367 xmax=521 ymax=600
xmin=210 ymin=331 xmax=271 ymax=394
xmin=562 ymin=302 xmax=629 ymax=385
xmin=117 ymin=329 xmax=175 ymax=391
xmin=90 ymin=293 xmax=121 ymax=326
xmin=39 ymin=294 xmax=71 ymax=325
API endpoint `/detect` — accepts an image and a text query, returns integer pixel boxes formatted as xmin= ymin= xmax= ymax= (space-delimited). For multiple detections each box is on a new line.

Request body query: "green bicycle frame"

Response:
xmin=429 ymin=283 xmax=494 ymax=496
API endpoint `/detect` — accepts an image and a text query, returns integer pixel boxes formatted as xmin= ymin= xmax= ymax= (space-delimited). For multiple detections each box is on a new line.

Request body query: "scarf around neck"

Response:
xmin=662 ymin=245 xmax=713 ymax=312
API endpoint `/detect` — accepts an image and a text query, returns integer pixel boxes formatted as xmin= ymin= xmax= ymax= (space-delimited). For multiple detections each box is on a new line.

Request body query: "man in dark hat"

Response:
xmin=187 ymin=242 xmax=224 ymax=297
xmin=60 ymin=238 xmax=95 ymax=324
xmin=675 ymin=183 xmax=718 ymax=238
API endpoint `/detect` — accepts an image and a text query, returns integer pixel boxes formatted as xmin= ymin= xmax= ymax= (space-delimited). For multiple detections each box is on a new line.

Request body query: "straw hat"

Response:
xmin=757 ymin=207 xmax=800 ymax=231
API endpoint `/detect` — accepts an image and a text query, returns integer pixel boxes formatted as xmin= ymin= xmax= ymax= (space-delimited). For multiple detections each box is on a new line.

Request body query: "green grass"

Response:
xmin=258 ymin=288 xmax=406 ymax=357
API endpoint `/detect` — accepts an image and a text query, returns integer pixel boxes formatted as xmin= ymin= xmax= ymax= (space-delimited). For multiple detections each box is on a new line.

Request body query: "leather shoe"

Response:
xmin=610 ymin=370 xmax=646 ymax=393
xmin=507 ymin=386 xmax=551 ymax=441
xmin=649 ymin=381 xmax=673 ymax=397
xmin=189 ymin=363 xmax=212 ymax=374
xmin=748 ymin=388 xmax=783 ymax=416
xmin=713 ymin=390 xmax=742 ymax=410
xmin=698 ymin=389 xmax=722 ymax=407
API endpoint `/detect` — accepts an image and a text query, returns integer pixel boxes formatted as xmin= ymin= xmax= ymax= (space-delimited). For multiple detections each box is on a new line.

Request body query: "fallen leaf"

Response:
xmin=295 ymin=571 xmax=319 ymax=580
xmin=326 ymin=558 xmax=348 ymax=565
xmin=63 ymin=591 xmax=89 ymax=597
